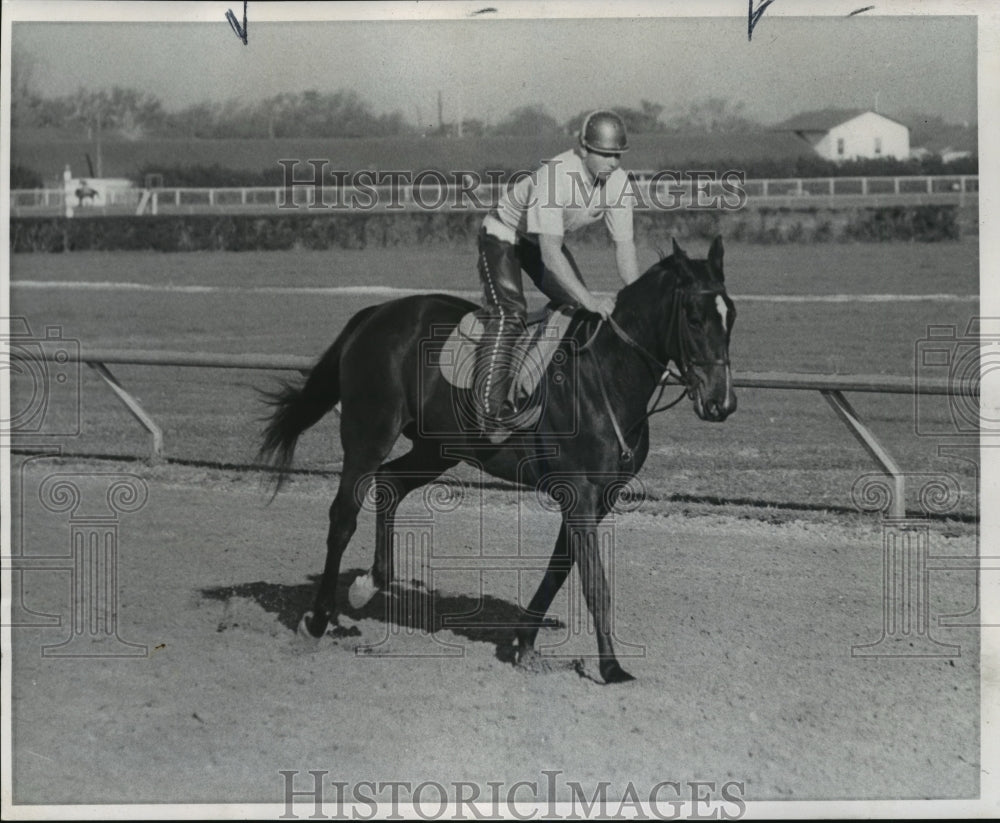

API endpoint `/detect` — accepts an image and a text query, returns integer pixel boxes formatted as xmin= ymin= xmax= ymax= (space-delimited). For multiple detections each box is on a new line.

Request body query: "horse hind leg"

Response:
xmin=348 ymin=443 xmax=459 ymax=610
xmin=299 ymin=476 xmax=368 ymax=639
xmin=300 ymin=417 xmax=401 ymax=639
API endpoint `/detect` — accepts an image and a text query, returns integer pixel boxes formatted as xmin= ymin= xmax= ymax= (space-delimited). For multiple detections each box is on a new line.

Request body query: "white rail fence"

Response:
xmin=9 ymin=346 xmax=976 ymax=521
xmin=10 ymin=175 xmax=980 ymax=216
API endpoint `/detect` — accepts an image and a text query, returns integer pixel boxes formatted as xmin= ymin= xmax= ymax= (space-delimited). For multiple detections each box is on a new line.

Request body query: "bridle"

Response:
xmin=668 ymin=284 xmax=733 ymax=381
xmin=578 ymin=284 xmax=731 ymax=464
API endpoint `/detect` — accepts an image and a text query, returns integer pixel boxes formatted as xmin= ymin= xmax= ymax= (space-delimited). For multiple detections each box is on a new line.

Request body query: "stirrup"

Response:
xmin=479 ymin=399 xmax=541 ymax=443
xmin=485 ymin=426 xmax=513 ymax=445
xmin=505 ymin=401 xmax=542 ymax=431
xmin=477 ymin=415 xmax=512 ymax=445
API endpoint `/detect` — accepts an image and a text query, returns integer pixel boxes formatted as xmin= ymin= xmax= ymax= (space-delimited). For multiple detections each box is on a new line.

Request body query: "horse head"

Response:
xmin=663 ymin=236 xmax=737 ymax=422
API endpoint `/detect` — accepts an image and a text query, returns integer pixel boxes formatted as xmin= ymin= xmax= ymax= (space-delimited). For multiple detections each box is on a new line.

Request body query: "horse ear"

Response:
xmin=708 ymin=235 xmax=725 ymax=282
xmin=671 ymin=237 xmax=687 ymax=259
xmin=671 ymin=248 xmax=695 ymax=288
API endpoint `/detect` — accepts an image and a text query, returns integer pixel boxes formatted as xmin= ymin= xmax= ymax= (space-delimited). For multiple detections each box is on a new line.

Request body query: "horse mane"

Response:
xmin=565 ymin=243 xmax=723 ymax=349
xmin=606 ymin=246 xmax=724 ymax=360
xmin=619 ymin=245 xmax=722 ymax=308
xmin=615 ymin=254 xmax=681 ymax=315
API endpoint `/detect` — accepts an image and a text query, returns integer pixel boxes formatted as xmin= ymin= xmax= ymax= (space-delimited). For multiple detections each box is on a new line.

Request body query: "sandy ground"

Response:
xmin=8 ymin=457 xmax=980 ymax=810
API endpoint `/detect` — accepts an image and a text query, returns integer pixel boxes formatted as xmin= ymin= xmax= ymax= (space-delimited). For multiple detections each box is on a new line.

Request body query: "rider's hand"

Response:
xmin=589 ymin=295 xmax=616 ymax=320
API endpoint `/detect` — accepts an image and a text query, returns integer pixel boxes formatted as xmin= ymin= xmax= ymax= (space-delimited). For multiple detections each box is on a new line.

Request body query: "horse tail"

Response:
xmin=257 ymin=305 xmax=379 ymax=494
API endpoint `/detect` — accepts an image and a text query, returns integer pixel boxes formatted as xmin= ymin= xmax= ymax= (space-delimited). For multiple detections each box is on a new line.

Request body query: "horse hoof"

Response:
xmin=601 ymin=662 xmax=637 ymax=684
xmin=515 ymin=648 xmax=559 ymax=674
xmin=348 ymin=572 xmax=379 ymax=610
xmin=329 ymin=622 xmax=362 ymax=639
xmin=297 ymin=611 xmax=325 ymax=639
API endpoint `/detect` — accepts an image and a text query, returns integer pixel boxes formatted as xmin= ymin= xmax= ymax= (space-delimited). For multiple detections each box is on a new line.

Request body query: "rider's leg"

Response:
xmin=516 ymin=240 xmax=588 ymax=310
xmin=475 ymin=227 xmax=527 ymax=439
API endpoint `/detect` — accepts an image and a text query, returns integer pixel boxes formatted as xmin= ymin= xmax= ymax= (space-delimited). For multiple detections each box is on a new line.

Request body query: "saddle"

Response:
xmin=438 ymin=305 xmax=575 ymax=411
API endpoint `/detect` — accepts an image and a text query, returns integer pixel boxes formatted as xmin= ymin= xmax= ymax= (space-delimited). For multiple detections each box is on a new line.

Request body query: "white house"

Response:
xmin=776 ymin=109 xmax=910 ymax=162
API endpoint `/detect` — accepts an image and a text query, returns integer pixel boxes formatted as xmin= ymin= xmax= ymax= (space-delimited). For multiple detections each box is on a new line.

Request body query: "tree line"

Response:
xmin=13 ymin=81 xmax=761 ymax=140
xmin=12 ymin=74 xmax=975 ymax=151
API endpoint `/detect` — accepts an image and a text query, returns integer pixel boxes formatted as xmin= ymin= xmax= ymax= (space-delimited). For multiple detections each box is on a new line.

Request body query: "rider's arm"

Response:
xmin=614 ymin=239 xmax=640 ymax=285
xmin=539 ymin=234 xmax=615 ymax=318
xmin=605 ymin=176 xmax=638 ymax=285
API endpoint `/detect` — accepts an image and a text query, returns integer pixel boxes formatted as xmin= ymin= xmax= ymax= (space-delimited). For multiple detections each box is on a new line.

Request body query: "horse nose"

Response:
xmin=707 ymin=395 xmax=734 ymax=421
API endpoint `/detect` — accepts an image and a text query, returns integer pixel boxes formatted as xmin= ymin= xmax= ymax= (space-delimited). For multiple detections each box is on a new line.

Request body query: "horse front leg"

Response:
xmin=515 ymin=522 xmax=572 ymax=659
xmin=568 ymin=516 xmax=635 ymax=684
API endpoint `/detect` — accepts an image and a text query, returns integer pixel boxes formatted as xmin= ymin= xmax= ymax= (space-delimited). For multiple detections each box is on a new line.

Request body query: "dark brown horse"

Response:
xmin=258 ymin=237 xmax=736 ymax=683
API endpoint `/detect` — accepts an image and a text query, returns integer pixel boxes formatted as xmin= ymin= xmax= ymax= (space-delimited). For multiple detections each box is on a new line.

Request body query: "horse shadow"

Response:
xmin=200 ymin=568 xmax=564 ymax=665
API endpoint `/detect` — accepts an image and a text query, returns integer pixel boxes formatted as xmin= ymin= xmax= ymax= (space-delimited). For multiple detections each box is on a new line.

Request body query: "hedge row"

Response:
xmin=10 ymin=205 xmax=967 ymax=253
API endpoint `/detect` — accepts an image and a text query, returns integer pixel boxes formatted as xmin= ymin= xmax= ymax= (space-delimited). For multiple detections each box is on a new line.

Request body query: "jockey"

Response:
xmin=473 ymin=109 xmax=640 ymax=443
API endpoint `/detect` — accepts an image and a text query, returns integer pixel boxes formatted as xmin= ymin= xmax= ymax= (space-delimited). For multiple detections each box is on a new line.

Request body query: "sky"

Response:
xmin=7 ymin=3 xmax=982 ymax=128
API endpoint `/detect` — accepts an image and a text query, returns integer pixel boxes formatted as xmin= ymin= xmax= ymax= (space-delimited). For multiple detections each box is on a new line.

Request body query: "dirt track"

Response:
xmin=10 ymin=458 xmax=979 ymax=808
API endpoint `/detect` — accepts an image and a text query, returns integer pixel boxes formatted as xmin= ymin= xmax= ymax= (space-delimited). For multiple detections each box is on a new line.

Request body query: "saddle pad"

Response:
xmin=439 ymin=307 xmax=574 ymax=398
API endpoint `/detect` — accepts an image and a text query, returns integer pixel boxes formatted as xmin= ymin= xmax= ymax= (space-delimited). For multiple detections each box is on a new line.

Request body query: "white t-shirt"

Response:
xmin=493 ymin=149 xmax=635 ymax=243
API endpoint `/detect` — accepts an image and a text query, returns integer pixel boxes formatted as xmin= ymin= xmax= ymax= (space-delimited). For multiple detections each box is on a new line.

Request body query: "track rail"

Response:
xmin=8 ymin=347 xmax=977 ymax=518
xmin=10 ymin=174 xmax=980 ymax=216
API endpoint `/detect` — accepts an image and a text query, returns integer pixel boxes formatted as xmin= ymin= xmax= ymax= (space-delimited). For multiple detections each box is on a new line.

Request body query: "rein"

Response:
xmin=578 ymin=285 xmax=729 ymax=464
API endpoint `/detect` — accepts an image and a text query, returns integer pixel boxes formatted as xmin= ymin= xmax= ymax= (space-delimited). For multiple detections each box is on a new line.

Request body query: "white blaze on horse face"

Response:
xmin=715 ymin=295 xmax=728 ymax=329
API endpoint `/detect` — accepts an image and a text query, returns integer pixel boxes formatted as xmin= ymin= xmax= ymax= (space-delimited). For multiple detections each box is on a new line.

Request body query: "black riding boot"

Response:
xmin=473 ymin=314 xmax=524 ymax=443
xmin=475 ymin=225 xmax=530 ymax=443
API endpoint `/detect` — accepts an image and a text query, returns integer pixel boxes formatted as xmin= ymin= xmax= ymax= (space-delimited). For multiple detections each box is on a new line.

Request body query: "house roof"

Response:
xmin=773 ymin=108 xmax=909 ymax=132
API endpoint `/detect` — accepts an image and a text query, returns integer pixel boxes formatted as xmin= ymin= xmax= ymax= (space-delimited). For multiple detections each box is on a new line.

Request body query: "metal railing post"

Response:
xmin=87 ymin=361 xmax=164 ymax=463
xmin=820 ymin=389 xmax=905 ymax=518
